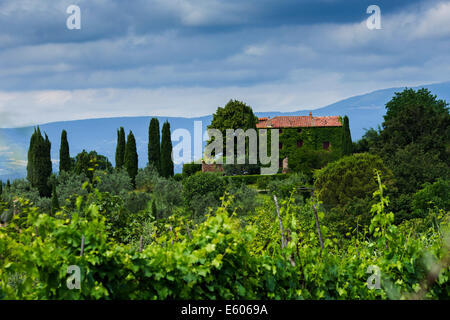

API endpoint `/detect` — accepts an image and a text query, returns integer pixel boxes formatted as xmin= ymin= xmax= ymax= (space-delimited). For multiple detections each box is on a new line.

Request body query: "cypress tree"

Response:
xmin=29 ymin=129 xmax=52 ymax=197
xmin=148 ymin=118 xmax=161 ymax=173
xmin=59 ymin=130 xmax=71 ymax=173
xmin=115 ymin=127 xmax=126 ymax=169
xmin=27 ymin=127 xmax=52 ymax=196
xmin=341 ymin=116 xmax=353 ymax=156
xmin=160 ymin=121 xmax=174 ymax=178
xmin=6 ymin=180 xmax=10 ymax=190
xmin=124 ymin=131 xmax=138 ymax=187
xmin=51 ymin=183 xmax=60 ymax=216
xmin=27 ymin=128 xmax=39 ymax=183
xmin=0 ymin=180 xmax=3 ymax=195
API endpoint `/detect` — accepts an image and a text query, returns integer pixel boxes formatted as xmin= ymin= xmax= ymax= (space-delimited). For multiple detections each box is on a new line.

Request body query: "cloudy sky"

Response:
xmin=0 ymin=0 xmax=449 ymax=127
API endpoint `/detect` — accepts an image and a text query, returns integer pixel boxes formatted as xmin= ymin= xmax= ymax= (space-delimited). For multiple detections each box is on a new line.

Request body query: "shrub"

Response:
xmin=288 ymin=148 xmax=340 ymax=179
xmin=182 ymin=162 xmax=202 ymax=177
xmin=152 ymin=176 xmax=184 ymax=219
xmin=223 ymin=157 xmax=260 ymax=176
xmin=182 ymin=172 xmax=227 ymax=219
xmin=227 ymin=183 xmax=259 ymax=217
xmin=412 ymin=178 xmax=450 ymax=217
xmin=267 ymin=172 xmax=310 ymax=200
xmin=314 ymin=153 xmax=395 ymax=233
xmin=227 ymin=173 xmax=288 ymax=186
xmin=95 ymin=169 xmax=133 ymax=195
xmin=55 ymin=171 xmax=88 ymax=208
xmin=135 ymin=165 xmax=159 ymax=192
xmin=314 ymin=153 xmax=394 ymax=210
xmin=123 ymin=191 xmax=152 ymax=215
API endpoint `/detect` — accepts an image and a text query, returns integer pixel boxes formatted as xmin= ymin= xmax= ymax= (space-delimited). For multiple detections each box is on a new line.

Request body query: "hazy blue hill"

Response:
xmin=1 ymin=81 xmax=449 ymax=181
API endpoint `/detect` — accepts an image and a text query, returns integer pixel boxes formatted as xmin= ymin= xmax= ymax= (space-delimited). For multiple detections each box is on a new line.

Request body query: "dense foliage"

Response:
xmin=0 ymin=174 xmax=448 ymax=300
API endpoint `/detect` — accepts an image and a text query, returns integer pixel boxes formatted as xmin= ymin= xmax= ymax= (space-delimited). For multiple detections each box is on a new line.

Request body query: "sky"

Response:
xmin=0 ymin=0 xmax=450 ymax=127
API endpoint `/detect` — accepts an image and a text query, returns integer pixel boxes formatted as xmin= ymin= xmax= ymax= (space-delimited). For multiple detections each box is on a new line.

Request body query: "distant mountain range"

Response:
xmin=1 ymin=81 xmax=450 ymax=181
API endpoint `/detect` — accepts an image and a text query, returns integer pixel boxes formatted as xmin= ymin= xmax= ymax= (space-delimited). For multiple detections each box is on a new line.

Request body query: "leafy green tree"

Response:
xmin=160 ymin=121 xmax=174 ymax=178
xmin=148 ymin=118 xmax=161 ymax=173
xmin=207 ymin=99 xmax=258 ymax=156
xmin=341 ymin=116 xmax=352 ymax=156
xmin=6 ymin=180 xmax=11 ymax=190
xmin=115 ymin=127 xmax=126 ymax=169
xmin=124 ymin=131 xmax=138 ymax=187
xmin=59 ymin=130 xmax=71 ymax=173
xmin=371 ymin=88 xmax=450 ymax=214
xmin=352 ymin=128 xmax=380 ymax=154
xmin=378 ymin=88 xmax=449 ymax=159
xmin=51 ymin=183 xmax=60 ymax=215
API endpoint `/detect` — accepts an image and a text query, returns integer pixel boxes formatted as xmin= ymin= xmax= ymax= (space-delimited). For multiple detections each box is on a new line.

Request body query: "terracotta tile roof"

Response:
xmin=256 ymin=114 xmax=342 ymax=128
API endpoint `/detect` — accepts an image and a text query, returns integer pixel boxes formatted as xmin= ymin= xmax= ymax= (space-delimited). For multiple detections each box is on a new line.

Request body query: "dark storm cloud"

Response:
xmin=0 ymin=0 xmax=449 ymax=127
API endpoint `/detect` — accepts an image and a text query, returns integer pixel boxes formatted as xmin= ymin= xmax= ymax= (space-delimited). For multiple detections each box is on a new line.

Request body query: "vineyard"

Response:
xmin=0 ymin=172 xmax=448 ymax=300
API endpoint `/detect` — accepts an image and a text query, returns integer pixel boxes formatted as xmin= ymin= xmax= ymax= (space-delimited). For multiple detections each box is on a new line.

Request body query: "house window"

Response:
xmin=322 ymin=141 xmax=330 ymax=150
xmin=297 ymin=140 xmax=303 ymax=148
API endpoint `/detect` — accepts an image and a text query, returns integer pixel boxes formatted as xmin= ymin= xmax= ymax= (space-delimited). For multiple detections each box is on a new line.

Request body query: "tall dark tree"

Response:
xmin=124 ymin=131 xmax=138 ymax=186
xmin=27 ymin=127 xmax=39 ymax=182
xmin=0 ymin=180 xmax=3 ymax=195
xmin=27 ymin=127 xmax=52 ymax=197
xmin=59 ymin=130 xmax=71 ymax=173
xmin=6 ymin=180 xmax=10 ymax=190
xmin=160 ymin=121 xmax=174 ymax=178
xmin=341 ymin=116 xmax=352 ymax=156
xmin=51 ymin=183 xmax=60 ymax=216
xmin=148 ymin=118 xmax=161 ymax=173
xmin=115 ymin=127 xmax=126 ymax=169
